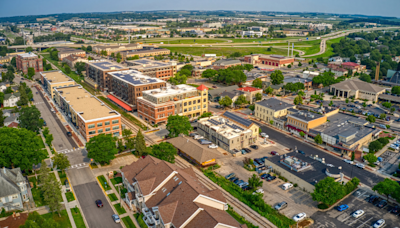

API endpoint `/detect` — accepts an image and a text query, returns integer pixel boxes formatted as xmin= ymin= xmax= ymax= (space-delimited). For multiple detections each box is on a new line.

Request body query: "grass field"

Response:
xmin=71 ymin=208 xmax=86 ymax=228
xmin=114 ymin=203 xmax=127 ymax=215
xmin=108 ymin=193 xmax=118 ymax=202
xmin=307 ymin=37 xmax=343 ymax=59
xmin=122 ymin=216 xmax=137 ymax=228
xmin=37 ymin=135 xmax=46 ymax=149
xmin=110 ymin=177 xmax=123 ymax=187
xmin=161 ymin=46 xmax=297 ymax=57
xmin=41 ymin=210 xmax=72 ymax=228
xmin=97 ymin=175 xmax=111 ymax=191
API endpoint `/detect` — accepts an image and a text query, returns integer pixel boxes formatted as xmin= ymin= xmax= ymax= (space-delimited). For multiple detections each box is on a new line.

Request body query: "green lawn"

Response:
xmin=65 ymin=192 xmax=75 ymax=202
xmin=110 ymin=177 xmax=123 ymax=187
xmin=41 ymin=210 xmax=72 ymax=228
xmin=97 ymin=175 xmax=111 ymax=191
xmin=29 ymin=173 xmax=62 ymax=207
xmin=71 ymin=208 xmax=86 ymax=228
xmin=161 ymin=46 xmax=297 ymax=57
xmin=37 ymin=135 xmax=46 ymax=149
xmin=114 ymin=203 xmax=127 ymax=215
xmin=150 ymin=39 xmax=228 ymax=44
xmin=58 ymin=171 xmax=67 ymax=185
xmin=134 ymin=213 xmax=148 ymax=228
xmin=122 ymin=216 xmax=137 ymax=228
xmin=306 ymin=37 xmax=342 ymax=59
xmin=108 ymin=193 xmax=118 ymax=202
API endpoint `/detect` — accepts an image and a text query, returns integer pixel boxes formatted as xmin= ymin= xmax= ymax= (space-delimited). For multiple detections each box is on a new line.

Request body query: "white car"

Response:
xmin=390 ymin=144 xmax=399 ymax=150
xmin=208 ymin=144 xmax=218 ymax=149
xmin=293 ymin=212 xmax=306 ymax=222
xmin=343 ymin=159 xmax=354 ymax=164
xmin=373 ymin=219 xmax=385 ymax=228
xmin=355 ymin=163 xmax=365 ymax=169
xmin=326 ymin=164 xmax=335 ymax=167
xmin=252 ymin=189 xmax=264 ymax=195
xmin=352 ymin=210 xmax=365 ymax=218
xmin=260 ymin=133 xmax=267 ymax=137
xmin=194 ymin=135 xmax=204 ymax=140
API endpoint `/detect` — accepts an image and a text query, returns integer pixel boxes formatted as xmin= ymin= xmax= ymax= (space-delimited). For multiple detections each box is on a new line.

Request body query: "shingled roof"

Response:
xmin=0 ymin=167 xmax=25 ymax=198
xmin=330 ymin=79 xmax=385 ymax=93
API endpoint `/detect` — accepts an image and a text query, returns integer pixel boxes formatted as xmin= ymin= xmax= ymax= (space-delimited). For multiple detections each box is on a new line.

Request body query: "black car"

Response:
xmin=390 ymin=205 xmax=400 ymax=214
xmin=266 ymin=176 xmax=276 ymax=182
xmin=250 ymin=145 xmax=259 ymax=150
xmin=298 ymin=150 xmax=305 ymax=155
xmin=243 ymin=148 xmax=251 ymax=153
xmin=230 ymin=177 xmax=238 ymax=182
xmin=66 ymin=132 xmax=72 ymax=137
xmin=377 ymin=200 xmax=387 ymax=208
xmin=242 ymin=185 xmax=250 ymax=191
xmin=368 ymin=195 xmax=378 ymax=203
xmin=261 ymin=173 xmax=271 ymax=179
xmin=96 ymin=199 xmax=103 ymax=208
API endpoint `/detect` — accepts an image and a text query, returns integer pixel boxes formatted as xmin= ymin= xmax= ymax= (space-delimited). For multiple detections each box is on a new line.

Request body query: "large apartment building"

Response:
xmin=16 ymin=53 xmax=43 ymax=74
xmin=119 ymin=48 xmax=170 ymax=61
xmin=93 ymin=43 xmax=144 ymax=55
xmin=57 ymin=48 xmax=86 ymax=60
xmin=54 ymin=85 xmax=122 ymax=141
xmin=137 ymin=84 xmax=209 ymax=125
xmin=127 ymin=59 xmax=177 ymax=81
xmin=85 ymin=60 xmax=128 ymax=91
xmin=40 ymin=70 xmax=77 ymax=98
xmin=244 ymin=54 xmax=294 ymax=67
xmin=106 ymin=70 xmax=167 ymax=111
xmin=197 ymin=112 xmax=259 ymax=154
xmin=121 ymin=156 xmax=246 ymax=228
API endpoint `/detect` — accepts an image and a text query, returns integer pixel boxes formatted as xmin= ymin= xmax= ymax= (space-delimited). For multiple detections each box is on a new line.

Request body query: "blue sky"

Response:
xmin=0 ymin=0 xmax=398 ymax=18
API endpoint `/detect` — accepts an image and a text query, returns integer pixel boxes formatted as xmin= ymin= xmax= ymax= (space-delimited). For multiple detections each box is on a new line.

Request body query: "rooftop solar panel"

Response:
xmin=223 ymin=112 xmax=252 ymax=127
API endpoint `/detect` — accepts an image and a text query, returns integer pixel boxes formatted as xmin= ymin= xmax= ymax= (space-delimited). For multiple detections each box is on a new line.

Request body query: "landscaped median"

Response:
xmin=203 ymin=169 xmax=295 ymax=228
xmin=97 ymin=175 xmax=112 ymax=191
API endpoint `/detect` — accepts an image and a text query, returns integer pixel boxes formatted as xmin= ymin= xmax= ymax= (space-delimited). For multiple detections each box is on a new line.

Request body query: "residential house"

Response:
xmin=3 ymin=93 xmax=20 ymax=107
xmin=2 ymin=110 xmax=19 ymax=127
xmin=0 ymin=167 xmax=29 ymax=212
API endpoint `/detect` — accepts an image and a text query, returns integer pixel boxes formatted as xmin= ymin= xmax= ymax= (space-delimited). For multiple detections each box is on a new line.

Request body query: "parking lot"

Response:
xmin=321 ymin=100 xmax=393 ymax=120
xmin=312 ymin=187 xmax=400 ymax=228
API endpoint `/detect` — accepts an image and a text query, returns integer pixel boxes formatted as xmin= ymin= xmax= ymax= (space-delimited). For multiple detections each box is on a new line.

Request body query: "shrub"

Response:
xmin=317 ymin=203 xmax=329 ymax=209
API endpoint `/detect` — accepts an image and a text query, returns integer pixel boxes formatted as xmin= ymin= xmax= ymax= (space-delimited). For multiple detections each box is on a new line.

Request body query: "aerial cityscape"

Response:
xmin=1 ymin=3 xmax=400 ymax=228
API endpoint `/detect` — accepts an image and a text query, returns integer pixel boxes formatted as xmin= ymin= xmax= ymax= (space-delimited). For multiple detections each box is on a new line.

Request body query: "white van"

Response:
xmin=282 ymin=183 xmax=293 ymax=190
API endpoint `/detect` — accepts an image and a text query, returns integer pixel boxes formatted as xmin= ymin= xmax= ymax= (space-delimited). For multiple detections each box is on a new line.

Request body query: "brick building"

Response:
xmin=106 ymin=70 xmax=167 ymax=111
xmin=118 ymin=48 xmax=170 ymax=61
xmin=137 ymin=84 xmax=209 ymax=125
xmin=93 ymin=43 xmax=144 ymax=55
xmin=127 ymin=59 xmax=177 ymax=81
xmin=16 ymin=53 xmax=43 ymax=74
xmin=212 ymin=59 xmax=242 ymax=70
xmin=57 ymin=48 xmax=86 ymax=60
xmin=54 ymin=85 xmax=122 ymax=141
xmin=40 ymin=70 xmax=77 ymax=98
xmin=62 ymin=55 xmax=88 ymax=68
xmin=85 ymin=60 xmax=128 ymax=91
xmin=244 ymin=54 xmax=294 ymax=67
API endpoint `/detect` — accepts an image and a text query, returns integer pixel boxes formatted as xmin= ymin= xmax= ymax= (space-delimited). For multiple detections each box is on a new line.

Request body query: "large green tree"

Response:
xmin=248 ymin=174 xmax=263 ymax=190
xmin=86 ymin=134 xmax=118 ymax=163
xmin=252 ymin=78 xmax=263 ymax=89
xmin=366 ymin=115 xmax=376 ymax=123
xmin=201 ymin=69 xmax=218 ymax=79
xmin=0 ymin=127 xmax=47 ymax=171
xmin=41 ymin=171 xmax=63 ymax=217
xmin=134 ymin=130 xmax=147 ymax=156
xmin=122 ymin=129 xmax=135 ymax=151
xmin=18 ymin=106 xmax=43 ymax=133
xmin=270 ymin=70 xmax=284 ymax=85
xmin=20 ymin=211 xmax=61 ymax=228
xmin=255 ymin=92 xmax=262 ymax=101
xmin=27 ymin=67 xmax=35 ymax=78
xmin=315 ymin=134 xmax=323 ymax=144
xmin=53 ymin=152 xmax=70 ymax=173
xmin=265 ymin=86 xmax=274 ymax=95
xmin=17 ymin=84 xmax=29 ymax=106
xmin=311 ymin=177 xmax=346 ymax=206
xmin=219 ymin=96 xmax=233 ymax=108
xmin=234 ymin=94 xmax=248 ymax=107
xmin=368 ymin=141 xmax=382 ymax=153
xmin=372 ymin=178 xmax=400 ymax=201
xmin=166 ymin=115 xmax=193 ymax=138
xmin=169 ymin=72 xmax=187 ymax=85
xmin=364 ymin=153 xmax=378 ymax=164
xmin=293 ymin=95 xmax=303 ymax=105
xmin=151 ymin=142 xmax=177 ymax=163
xmin=74 ymin=62 xmax=86 ymax=75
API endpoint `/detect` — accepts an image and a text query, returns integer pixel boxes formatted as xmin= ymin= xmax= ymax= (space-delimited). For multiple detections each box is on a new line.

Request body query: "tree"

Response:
xmin=26 ymin=47 xmax=34 ymax=52
xmin=134 ymin=130 xmax=147 ymax=156
xmin=362 ymin=102 xmax=367 ymax=108
xmin=19 ymin=106 xmax=43 ymax=133
xmin=298 ymin=62 xmax=302 ymax=67
xmin=110 ymin=53 xmax=115 ymax=58
xmin=243 ymin=64 xmax=254 ymax=71
xmin=379 ymin=113 xmax=386 ymax=119
xmin=293 ymin=95 xmax=303 ymax=105
xmin=0 ymin=127 xmax=47 ymax=172
xmin=169 ymin=72 xmax=187 ymax=85
xmin=235 ymin=94 xmax=248 ymax=107
xmin=270 ymin=70 xmax=284 ymax=85
xmin=359 ymin=73 xmax=371 ymax=83
xmin=269 ymin=120 xmax=274 ymax=125
xmin=151 ymin=142 xmax=177 ymax=163
xmin=198 ymin=112 xmax=213 ymax=120
xmin=180 ymin=69 xmax=192 ymax=77
xmin=0 ymin=113 xmax=4 ymax=127
xmin=42 ymin=127 xmax=50 ymax=137
xmin=345 ymin=98 xmax=349 ymax=103
xmin=369 ymin=141 xmax=382 ymax=153
xmin=252 ymin=78 xmax=263 ymax=89
xmin=17 ymin=84 xmax=29 ymax=106
xmin=382 ymin=102 xmax=392 ymax=109
xmin=249 ymin=104 xmax=255 ymax=111
xmin=41 ymin=172 xmax=63 ymax=217
xmin=255 ymin=93 xmax=262 ymax=101
xmin=248 ymin=174 xmax=263 ymax=190
xmin=74 ymin=62 xmax=86 ymax=75
xmin=219 ymin=96 xmax=233 ymax=108
xmin=53 ymin=152 xmax=70 ymax=173
xmin=313 ymin=63 xmax=318 ymax=68
xmin=315 ymin=134 xmax=323 ymax=144
xmin=87 ymin=45 xmax=92 ymax=51
xmin=265 ymin=86 xmax=274 ymax=95
xmin=116 ymin=52 xmax=122 ymax=60
xmin=117 ymin=139 xmax=125 ymax=153
xmin=366 ymin=115 xmax=375 ymax=123
xmin=27 ymin=67 xmax=35 ymax=79
xmin=287 ymin=64 xmax=292 ymax=69
xmin=391 ymin=86 xmax=400 ymax=95
xmin=64 ymin=65 xmax=71 ymax=74
xmin=11 ymin=57 xmax=16 ymax=67
xmin=166 ymin=115 xmax=193 ymax=138
xmin=311 ymin=177 xmax=346 ymax=206
xmin=86 ymin=134 xmax=118 ymax=163
xmin=364 ymin=153 xmax=378 ymax=164
xmin=299 ymin=131 xmax=305 ymax=137
xmin=122 ymin=129 xmax=134 ymax=151
xmin=181 ymin=64 xmax=194 ymax=72
xmin=329 ymin=100 xmax=333 ymax=106
xmin=372 ymin=178 xmax=400 ymax=201
xmin=45 ymin=134 xmax=53 ymax=147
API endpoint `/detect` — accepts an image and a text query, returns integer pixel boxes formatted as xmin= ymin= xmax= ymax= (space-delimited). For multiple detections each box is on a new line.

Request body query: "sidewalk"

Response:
xmin=53 ymin=170 xmax=77 ymax=228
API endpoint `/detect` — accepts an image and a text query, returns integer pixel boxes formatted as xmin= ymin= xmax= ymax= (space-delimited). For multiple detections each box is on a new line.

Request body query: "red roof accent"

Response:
xmin=342 ymin=62 xmax=360 ymax=67
xmin=196 ymin=84 xmax=208 ymax=91
xmin=107 ymin=94 xmax=133 ymax=111
xmin=237 ymin=86 xmax=262 ymax=92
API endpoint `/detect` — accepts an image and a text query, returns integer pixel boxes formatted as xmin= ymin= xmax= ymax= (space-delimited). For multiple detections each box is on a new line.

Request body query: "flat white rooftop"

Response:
xmin=142 ymin=84 xmax=197 ymax=98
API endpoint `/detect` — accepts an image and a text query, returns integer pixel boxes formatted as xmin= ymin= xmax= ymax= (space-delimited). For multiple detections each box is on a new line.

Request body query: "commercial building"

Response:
xmin=137 ymin=84 xmax=209 ymax=125
xmin=255 ymin=98 xmax=295 ymax=129
xmin=92 ymin=43 xmax=144 ymax=55
xmin=197 ymin=112 xmax=259 ymax=155
xmin=40 ymin=70 xmax=77 ymax=98
xmin=85 ymin=60 xmax=128 ymax=91
xmin=329 ymin=79 xmax=386 ymax=102
xmin=208 ymin=85 xmax=239 ymax=102
xmin=286 ymin=110 xmax=327 ymax=133
xmin=106 ymin=70 xmax=166 ymax=111
xmin=240 ymin=31 xmax=263 ymax=37
xmin=247 ymin=26 xmax=268 ymax=32
xmin=57 ymin=48 xmax=86 ymax=60
xmin=0 ymin=167 xmax=29 ymax=212
xmin=16 ymin=53 xmax=43 ymax=74
xmin=277 ymin=29 xmax=310 ymax=36
xmin=283 ymin=77 xmax=313 ymax=91
xmin=213 ymin=59 xmax=242 ymax=70
xmin=62 ymin=55 xmax=88 ymax=69
xmin=120 ymin=156 xmax=245 ymax=228
xmin=127 ymin=59 xmax=177 ymax=81
xmin=0 ymin=56 xmax=11 ymax=64
xmin=244 ymin=54 xmax=294 ymax=67
xmin=119 ymin=48 xmax=170 ymax=61
xmin=54 ymin=85 xmax=122 ymax=141
xmin=202 ymin=22 xmax=223 ymax=28
xmin=167 ymin=136 xmax=221 ymax=167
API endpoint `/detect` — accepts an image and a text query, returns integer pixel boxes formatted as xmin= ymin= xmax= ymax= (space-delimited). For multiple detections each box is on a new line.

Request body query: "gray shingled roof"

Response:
xmin=0 ymin=168 xmax=24 ymax=198
xmin=256 ymin=97 xmax=294 ymax=111
xmin=330 ymin=79 xmax=385 ymax=93
xmin=4 ymin=92 xmax=20 ymax=100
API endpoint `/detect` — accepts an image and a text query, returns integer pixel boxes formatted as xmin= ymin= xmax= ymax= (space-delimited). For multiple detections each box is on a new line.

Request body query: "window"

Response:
xmin=184 ymin=109 xmax=187 ymax=112
xmin=184 ymin=102 xmax=187 ymax=106
xmin=12 ymin=195 xmax=18 ymax=199
xmin=198 ymin=99 xmax=200 ymax=103
xmin=97 ymin=122 xmax=103 ymax=127
xmin=106 ymin=127 xmax=111 ymax=132
xmin=203 ymin=105 xmax=206 ymax=108
xmin=89 ymin=131 xmax=96 ymax=135
xmin=203 ymin=98 xmax=206 ymax=102
xmin=88 ymin=124 xmax=95 ymax=129
xmin=98 ymin=129 xmax=103 ymax=134
xmin=113 ymin=126 xmax=119 ymax=130
xmin=112 ymin=120 xmax=119 ymax=124
xmin=189 ymin=101 xmax=192 ymax=105
xmin=198 ymin=105 xmax=200 ymax=109
xmin=193 ymin=100 xmax=196 ymax=104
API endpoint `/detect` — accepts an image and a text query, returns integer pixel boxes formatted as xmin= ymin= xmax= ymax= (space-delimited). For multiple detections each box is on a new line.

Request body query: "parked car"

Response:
xmin=209 ymin=144 xmax=218 ymax=149
xmin=96 ymin=199 xmax=103 ymax=208
xmin=390 ymin=205 xmax=400 ymax=214
xmin=379 ymin=124 xmax=387 ymax=129
xmin=112 ymin=214 xmax=120 ymax=223
xmin=377 ymin=200 xmax=387 ymax=208
xmin=243 ymin=148 xmax=251 ymax=153
xmin=373 ymin=219 xmax=385 ymax=228
xmin=390 ymin=144 xmax=399 ymax=150
xmin=298 ymin=150 xmax=305 ymax=155
xmin=43 ymin=121 xmax=47 ymax=126
xmin=343 ymin=159 xmax=354 ymax=164
xmin=189 ymin=133 xmax=198 ymax=137
xmin=274 ymin=201 xmax=288 ymax=210
xmin=355 ymin=163 xmax=365 ymax=169
xmin=198 ymin=139 xmax=212 ymax=145
xmin=352 ymin=210 xmax=365 ymax=218
xmin=368 ymin=195 xmax=379 ymax=203
xmin=337 ymin=204 xmax=349 ymax=211
xmin=260 ymin=133 xmax=267 ymax=137
xmin=326 ymin=164 xmax=335 ymax=167
xmin=233 ymin=179 xmax=241 ymax=185
xmin=271 ymin=151 xmax=279 ymax=155
xmin=260 ymin=173 xmax=270 ymax=179
xmin=266 ymin=176 xmax=276 ymax=182
xmin=66 ymin=132 xmax=72 ymax=137
xmin=341 ymin=107 xmax=346 ymax=111
xmin=194 ymin=135 xmax=204 ymax=140
xmin=225 ymin=173 xmax=236 ymax=179
xmin=293 ymin=213 xmax=306 ymax=222
xmin=355 ymin=101 xmax=359 ymax=104
xmin=253 ymin=189 xmax=264 ymax=195
xmin=250 ymin=145 xmax=259 ymax=150
xmin=282 ymin=183 xmax=293 ymax=190
xmin=242 ymin=185 xmax=250 ymax=191
xmin=241 ymin=149 xmax=247 ymax=155
xmin=230 ymin=177 xmax=238 ymax=182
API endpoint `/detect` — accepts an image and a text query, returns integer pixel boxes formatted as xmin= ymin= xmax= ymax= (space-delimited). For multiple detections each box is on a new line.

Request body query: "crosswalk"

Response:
xmin=57 ymin=148 xmax=82 ymax=154
xmin=69 ymin=163 xmax=88 ymax=169
xmin=32 ymin=102 xmax=45 ymax=105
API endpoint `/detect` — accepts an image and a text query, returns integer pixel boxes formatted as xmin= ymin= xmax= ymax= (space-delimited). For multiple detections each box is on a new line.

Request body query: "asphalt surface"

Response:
xmin=256 ymin=123 xmax=385 ymax=188
xmin=69 ymin=168 xmax=121 ymax=228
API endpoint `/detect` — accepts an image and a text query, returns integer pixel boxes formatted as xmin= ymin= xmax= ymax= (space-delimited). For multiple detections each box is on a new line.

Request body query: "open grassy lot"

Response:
xmin=134 ymin=213 xmax=148 ymax=228
xmin=162 ymin=46 xmax=297 ymax=57
xmin=108 ymin=193 xmax=118 ymax=202
xmin=306 ymin=37 xmax=342 ymax=59
xmin=65 ymin=192 xmax=75 ymax=202
xmin=97 ymin=175 xmax=111 ymax=191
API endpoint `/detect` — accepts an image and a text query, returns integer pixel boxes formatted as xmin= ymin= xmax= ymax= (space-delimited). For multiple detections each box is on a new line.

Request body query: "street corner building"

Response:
xmin=120 ymin=156 xmax=248 ymax=228
xmin=40 ymin=70 xmax=77 ymax=99
xmin=16 ymin=52 xmax=43 ymax=74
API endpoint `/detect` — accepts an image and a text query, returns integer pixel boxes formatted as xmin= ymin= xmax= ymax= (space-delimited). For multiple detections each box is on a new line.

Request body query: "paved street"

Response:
xmin=255 ymin=122 xmax=385 ymax=187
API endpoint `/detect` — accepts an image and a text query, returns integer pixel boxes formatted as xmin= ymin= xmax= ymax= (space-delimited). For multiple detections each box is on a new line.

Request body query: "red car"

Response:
xmin=271 ymin=151 xmax=279 ymax=155
xmin=96 ymin=199 xmax=103 ymax=208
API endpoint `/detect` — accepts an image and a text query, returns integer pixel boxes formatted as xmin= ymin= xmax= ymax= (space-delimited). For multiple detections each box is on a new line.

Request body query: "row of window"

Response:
xmin=184 ymin=105 xmax=206 ymax=112
xmin=88 ymin=120 xmax=119 ymax=129
xmin=88 ymin=126 xmax=119 ymax=135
